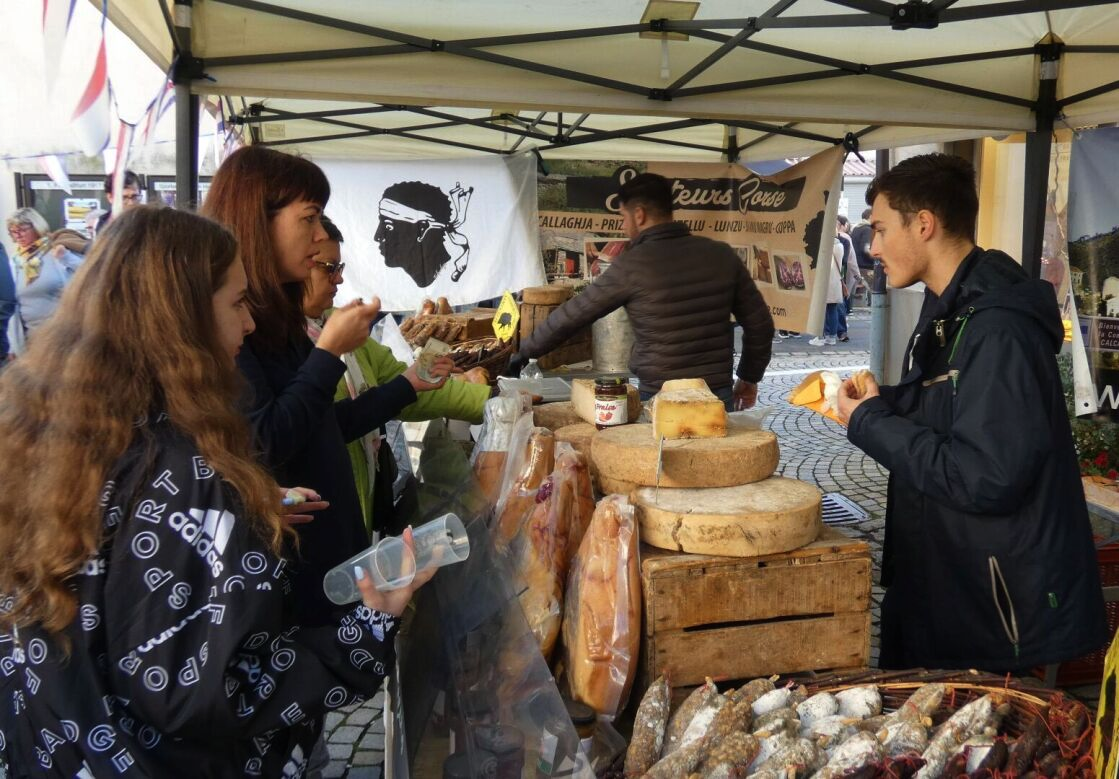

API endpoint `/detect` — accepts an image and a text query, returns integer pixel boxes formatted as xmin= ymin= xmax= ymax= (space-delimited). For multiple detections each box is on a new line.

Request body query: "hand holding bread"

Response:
xmin=837 ymin=369 xmax=879 ymax=423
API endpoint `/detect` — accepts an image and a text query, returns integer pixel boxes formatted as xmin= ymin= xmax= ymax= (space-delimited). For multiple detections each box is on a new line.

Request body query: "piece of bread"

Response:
xmin=850 ymin=369 xmax=873 ymax=399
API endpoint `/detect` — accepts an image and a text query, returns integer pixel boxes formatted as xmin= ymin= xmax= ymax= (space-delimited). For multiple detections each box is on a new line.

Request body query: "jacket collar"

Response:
xmin=629 ymin=221 xmax=690 ymax=248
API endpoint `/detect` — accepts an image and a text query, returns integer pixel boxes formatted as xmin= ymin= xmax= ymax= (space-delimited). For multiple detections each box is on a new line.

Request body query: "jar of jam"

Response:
xmin=594 ymin=377 xmax=628 ymax=430
xmin=564 ymin=699 xmax=596 ymax=767
xmin=474 ymin=724 xmax=525 ymax=779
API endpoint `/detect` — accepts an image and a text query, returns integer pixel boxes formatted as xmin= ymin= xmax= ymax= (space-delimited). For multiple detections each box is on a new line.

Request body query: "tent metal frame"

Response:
xmin=170 ymin=0 xmax=1119 ymax=275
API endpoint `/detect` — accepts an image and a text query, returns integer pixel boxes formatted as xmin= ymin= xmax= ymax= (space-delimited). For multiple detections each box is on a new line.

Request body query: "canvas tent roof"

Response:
xmin=98 ymin=0 xmax=1119 ymax=162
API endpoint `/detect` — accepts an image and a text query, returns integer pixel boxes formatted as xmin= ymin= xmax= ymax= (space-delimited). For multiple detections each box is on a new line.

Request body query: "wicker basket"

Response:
xmin=785 ymin=668 xmax=1050 ymax=736
xmin=779 ymin=667 xmax=1096 ymax=775
xmin=448 ymin=336 xmax=514 ymax=382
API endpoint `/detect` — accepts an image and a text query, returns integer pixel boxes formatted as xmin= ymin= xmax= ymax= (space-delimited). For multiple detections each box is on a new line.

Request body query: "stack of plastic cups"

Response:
xmin=323 ymin=513 xmax=471 ymax=605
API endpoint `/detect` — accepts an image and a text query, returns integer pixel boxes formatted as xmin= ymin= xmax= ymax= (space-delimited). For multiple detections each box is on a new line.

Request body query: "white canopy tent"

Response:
xmin=97 ymin=0 xmax=1119 ymax=275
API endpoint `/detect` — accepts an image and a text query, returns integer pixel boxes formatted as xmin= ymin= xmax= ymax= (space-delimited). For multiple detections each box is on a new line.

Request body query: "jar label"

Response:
xmin=595 ymin=397 xmax=625 ymax=426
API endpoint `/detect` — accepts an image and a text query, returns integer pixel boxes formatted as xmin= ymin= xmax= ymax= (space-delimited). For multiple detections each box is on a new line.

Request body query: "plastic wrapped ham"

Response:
xmin=561 ymin=494 xmax=640 ymax=720
xmin=491 ymin=417 xmax=554 ymax=550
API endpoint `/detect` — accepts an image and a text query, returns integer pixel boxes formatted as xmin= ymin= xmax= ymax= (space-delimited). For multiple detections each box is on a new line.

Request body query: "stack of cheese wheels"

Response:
xmin=592 ymin=378 xmax=822 ymax=556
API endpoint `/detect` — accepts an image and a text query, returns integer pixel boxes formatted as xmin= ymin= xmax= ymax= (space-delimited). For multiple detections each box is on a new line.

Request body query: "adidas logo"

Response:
xmin=167 ymin=508 xmax=235 ymax=576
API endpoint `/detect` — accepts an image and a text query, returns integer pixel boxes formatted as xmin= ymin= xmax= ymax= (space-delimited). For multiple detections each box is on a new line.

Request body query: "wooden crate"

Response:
xmin=640 ymin=526 xmax=871 ymax=690
xmin=520 ymin=297 xmax=592 ymax=370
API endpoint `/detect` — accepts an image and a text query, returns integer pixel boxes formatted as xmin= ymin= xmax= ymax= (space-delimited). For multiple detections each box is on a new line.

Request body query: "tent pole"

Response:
xmin=1021 ymin=41 xmax=1062 ymax=280
xmin=173 ymin=0 xmax=200 ymax=210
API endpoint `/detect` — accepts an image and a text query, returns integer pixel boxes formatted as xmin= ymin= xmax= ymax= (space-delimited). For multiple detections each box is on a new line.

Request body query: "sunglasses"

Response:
xmin=312 ymin=259 xmax=345 ymax=277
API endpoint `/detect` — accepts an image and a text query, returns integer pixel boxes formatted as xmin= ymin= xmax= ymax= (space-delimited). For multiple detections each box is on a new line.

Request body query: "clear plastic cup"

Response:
xmin=322 ymin=514 xmax=471 ymax=605
xmin=323 ymin=536 xmax=417 ymax=605
xmin=412 ymin=513 xmax=471 ymax=570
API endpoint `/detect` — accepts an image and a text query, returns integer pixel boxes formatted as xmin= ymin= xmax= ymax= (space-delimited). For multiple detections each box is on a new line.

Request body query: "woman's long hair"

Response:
xmin=201 ymin=145 xmax=330 ymax=351
xmin=0 ymin=207 xmax=289 ymax=637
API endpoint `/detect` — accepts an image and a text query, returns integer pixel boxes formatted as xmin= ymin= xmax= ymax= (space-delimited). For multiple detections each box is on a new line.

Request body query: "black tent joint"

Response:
xmin=842 ymin=132 xmax=866 ymax=163
xmin=891 ymin=1 xmax=940 ymax=31
xmin=170 ymin=53 xmax=207 ymax=84
xmin=648 ymin=88 xmax=672 ymax=101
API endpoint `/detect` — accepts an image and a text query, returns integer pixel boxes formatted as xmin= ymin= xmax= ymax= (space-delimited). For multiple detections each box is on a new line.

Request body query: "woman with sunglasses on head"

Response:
xmin=0 ymin=207 xmax=433 ymax=777
xmin=305 ymin=216 xmax=490 ymax=536
xmin=201 ymin=146 xmax=453 ymax=625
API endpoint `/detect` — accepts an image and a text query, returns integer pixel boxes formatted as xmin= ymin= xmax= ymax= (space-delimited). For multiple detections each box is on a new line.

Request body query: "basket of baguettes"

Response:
xmin=616 ymin=668 xmax=1095 ymax=778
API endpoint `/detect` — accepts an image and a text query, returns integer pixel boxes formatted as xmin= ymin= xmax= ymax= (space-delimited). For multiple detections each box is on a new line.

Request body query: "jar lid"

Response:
xmin=474 ymin=724 xmax=525 ymax=755
xmin=564 ymin=699 xmax=597 ymax=725
xmin=443 ymin=749 xmax=497 ymax=779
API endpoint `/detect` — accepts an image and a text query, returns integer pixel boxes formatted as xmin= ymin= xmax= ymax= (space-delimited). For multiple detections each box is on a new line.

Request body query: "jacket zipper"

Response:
xmin=935 ymin=319 xmax=945 ymax=347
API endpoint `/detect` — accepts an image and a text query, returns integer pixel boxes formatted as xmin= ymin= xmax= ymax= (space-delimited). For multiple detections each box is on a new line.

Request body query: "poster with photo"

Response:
xmin=537 ymin=147 xmax=843 ymax=333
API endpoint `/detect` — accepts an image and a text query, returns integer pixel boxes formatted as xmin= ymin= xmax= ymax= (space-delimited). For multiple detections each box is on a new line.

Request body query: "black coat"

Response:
xmin=519 ymin=222 xmax=774 ymax=393
xmin=237 ymin=337 xmax=416 ymax=623
xmin=848 ymin=248 xmax=1107 ymax=671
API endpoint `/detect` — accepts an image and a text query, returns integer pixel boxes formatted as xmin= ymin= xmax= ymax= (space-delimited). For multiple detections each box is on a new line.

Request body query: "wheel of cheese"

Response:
xmin=591 ymin=422 xmax=778 ymax=489
xmin=533 ymin=401 xmax=585 ymax=431
xmin=632 ymin=478 xmax=822 ymax=556
xmin=522 ymin=285 xmax=572 ymax=305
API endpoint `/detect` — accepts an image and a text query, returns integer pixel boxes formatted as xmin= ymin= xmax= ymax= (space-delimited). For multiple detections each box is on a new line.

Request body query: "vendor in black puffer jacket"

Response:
xmin=518 ymin=173 xmax=774 ymax=410
xmin=837 ymin=153 xmax=1107 ymax=673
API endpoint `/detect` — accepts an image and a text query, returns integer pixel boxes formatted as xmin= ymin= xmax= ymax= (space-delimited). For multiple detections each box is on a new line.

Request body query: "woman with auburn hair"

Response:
xmin=201 ymin=145 xmax=452 ymax=623
xmin=0 ymin=208 xmax=432 ymax=777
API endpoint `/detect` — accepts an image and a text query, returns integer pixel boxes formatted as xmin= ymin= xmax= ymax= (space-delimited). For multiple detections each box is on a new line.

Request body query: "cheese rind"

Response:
xmin=592 ymin=422 xmax=777 ymax=489
xmin=571 ymin=379 xmax=641 ymax=426
xmin=659 ymin=378 xmax=711 ymax=393
xmin=652 ymin=387 xmax=727 ymax=440
xmin=632 ymin=478 xmax=822 ymax=556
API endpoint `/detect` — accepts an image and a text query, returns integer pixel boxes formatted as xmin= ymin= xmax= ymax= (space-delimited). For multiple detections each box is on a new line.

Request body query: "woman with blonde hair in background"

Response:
xmin=5 ymin=207 xmax=83 ymax=355
xmin=0 ymin=207 xmax=432 ymax=777
xmin=202 ymin=145 xmax=453 ymax=624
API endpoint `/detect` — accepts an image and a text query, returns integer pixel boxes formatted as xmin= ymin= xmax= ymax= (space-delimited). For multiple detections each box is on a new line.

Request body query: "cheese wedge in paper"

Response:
xmin=788 ymin=370 xmax=845 ymax=425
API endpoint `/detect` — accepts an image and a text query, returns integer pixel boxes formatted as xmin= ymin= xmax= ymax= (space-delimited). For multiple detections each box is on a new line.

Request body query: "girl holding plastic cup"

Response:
xmin=0 ymin=208 xmax=435 ymax=776
xmin=201 ymin=146 xmax=453 ymax=625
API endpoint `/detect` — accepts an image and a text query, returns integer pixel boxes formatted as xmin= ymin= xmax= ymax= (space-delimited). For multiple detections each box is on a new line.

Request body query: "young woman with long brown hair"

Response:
xmin=0 ymin=208 xmax=432 ymax=777
xmin=201 ymin=146 xmax=452 ymax=624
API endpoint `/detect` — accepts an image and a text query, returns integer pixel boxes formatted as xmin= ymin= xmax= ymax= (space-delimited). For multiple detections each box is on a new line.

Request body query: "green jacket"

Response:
xmin=338 ymin=337 xmax=490 ymax=533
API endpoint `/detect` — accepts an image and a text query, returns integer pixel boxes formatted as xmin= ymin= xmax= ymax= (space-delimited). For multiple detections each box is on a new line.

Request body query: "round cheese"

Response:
xmin=632 ymin=478 xmax=822 ymax=556
xmin=533 ymin=401 xmax=585 ymax=431
xmin=591 ymin=422 xmax=778 ymax=490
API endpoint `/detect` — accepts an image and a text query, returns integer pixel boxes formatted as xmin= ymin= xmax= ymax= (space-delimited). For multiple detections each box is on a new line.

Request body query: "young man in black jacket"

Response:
xmin=837 ymin=153 xmax=1107 ymax=673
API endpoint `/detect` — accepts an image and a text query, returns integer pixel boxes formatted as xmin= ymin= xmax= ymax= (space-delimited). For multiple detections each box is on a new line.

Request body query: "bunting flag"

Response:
xmin=109 ymin=121 xmax=136 ymax=216
xmin=38 ymin=154 xmax=73 ymax=194
xmin=43 ymin=0 xmax=110 ymax=155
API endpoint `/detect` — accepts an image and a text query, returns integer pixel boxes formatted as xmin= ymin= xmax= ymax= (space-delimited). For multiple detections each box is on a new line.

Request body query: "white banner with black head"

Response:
xmin=317 ymin=154 xmax=544 ymax=312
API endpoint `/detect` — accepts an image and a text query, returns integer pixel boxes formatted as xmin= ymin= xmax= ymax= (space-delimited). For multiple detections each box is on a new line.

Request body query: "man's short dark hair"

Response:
xmin=617 ymin=173 xmax=673 ymax=218
xmin=320 ymin=214 xmax=344 ymax=243
xmin=861 ymin=208 xmax=872 ymax=220
xmin=105 ymin=169 xmax=141 ymax=196
xmin=837 ymin=215 xmax=850 ymax=228
xmin=866 ymin=153 xmax=978 ymax=240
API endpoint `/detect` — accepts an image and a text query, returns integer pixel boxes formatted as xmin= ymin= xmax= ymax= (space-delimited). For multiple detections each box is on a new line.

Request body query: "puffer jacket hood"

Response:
xmin=929 ymin=247 xmax=1065 ymax=353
